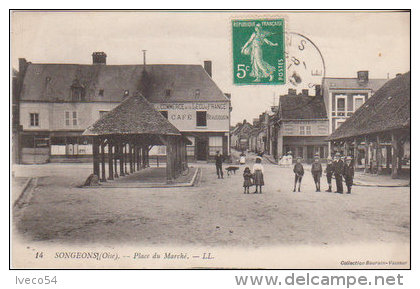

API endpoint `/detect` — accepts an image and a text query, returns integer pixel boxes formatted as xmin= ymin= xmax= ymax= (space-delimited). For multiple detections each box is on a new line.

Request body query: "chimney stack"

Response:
xmin=357 ymin=70 xmax=369 ymax=83
xmin=224 ymin=93 xmax=231 ymax=100
xmin=301 ymin=89 xmax=309 ymax=96
xmin=288 ymin=88 xmax=296 ymax=95
xmin=204 ymin=60 xmax=212 ymax=77
xmin=92 ymin=52 xmax=107 ymax=64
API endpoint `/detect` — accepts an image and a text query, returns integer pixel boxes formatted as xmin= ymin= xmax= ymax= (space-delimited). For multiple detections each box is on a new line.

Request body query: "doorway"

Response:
xmin=196 ymin=139 xmax=208 ymax=161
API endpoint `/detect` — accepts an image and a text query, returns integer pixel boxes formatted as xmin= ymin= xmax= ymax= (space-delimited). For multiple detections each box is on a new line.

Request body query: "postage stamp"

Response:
xmin=232 ymin=19 xmax=285 ymax=85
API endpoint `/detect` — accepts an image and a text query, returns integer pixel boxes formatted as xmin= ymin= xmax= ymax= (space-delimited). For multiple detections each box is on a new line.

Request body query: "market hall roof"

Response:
xmin=83 ymin=94 xmax=182 ymax=137
xmin=328 ymin=71 xmax=410 ymax=141
xmin=19 ymin=63 xmax=229 ymax=103
xmin=277 ymin=94 xmax=328 ymax=120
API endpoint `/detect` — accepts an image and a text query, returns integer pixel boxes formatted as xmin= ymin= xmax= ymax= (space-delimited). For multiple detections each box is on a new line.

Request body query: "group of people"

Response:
xmin=293 ymin=152 xmax=355 ymax=194
xmin=215 ymin=151 xmax=355 ymax=195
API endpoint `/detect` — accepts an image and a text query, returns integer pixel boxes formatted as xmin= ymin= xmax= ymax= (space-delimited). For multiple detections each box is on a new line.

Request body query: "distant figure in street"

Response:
xmin=343 ymin=156 xmax=355 ymax=194
xmin=240 ymin=151 xmax=246 ymax=165
xmin=215 ymin=151 xmax=224 ymax=179
xmin=333 ymin=153 xmax=344 ymax=194
xmin=293 ymin=157 xmax=304 ymax=192
xmin=311 ymin=154 xmax=323 ymax=192
xmin=243 ymin=167 xmax=253 ymax=194
xmin=252 ymin=157 xmax=264 ymax=194
xmin=325 ymin=156 xmax=334 ymax=192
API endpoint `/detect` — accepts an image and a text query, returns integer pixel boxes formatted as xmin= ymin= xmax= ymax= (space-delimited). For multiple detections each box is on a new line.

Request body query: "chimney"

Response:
xmin=288 ymin=88 xmax=296 ymax=95
xmin=315 ymin=85 xmax=322 ymax=97
xmin=396 ymin=73 xmax=402 ymax=77
xmin=92 ymin=52 xmax=107 ymax=64
xmin=224 ymin=93 xmax=231 ymax=99
xmin=357 ymin=70 xmax=369 ymax=83
xmin=301 ymin=89 xmax=309 ymax=96
xmin=204 ymin=60 xmax=212 ymax=77
xmin=253 ymin=118 xmax=259 ymax=126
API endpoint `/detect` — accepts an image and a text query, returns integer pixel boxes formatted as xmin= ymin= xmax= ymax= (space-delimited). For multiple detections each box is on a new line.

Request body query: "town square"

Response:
xmin=10 ymin=10 xmax=410 ymax=269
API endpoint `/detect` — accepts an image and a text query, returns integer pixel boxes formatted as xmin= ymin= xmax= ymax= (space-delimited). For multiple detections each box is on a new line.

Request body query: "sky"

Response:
xmin=11 ymin=11 xmax=410 ymax=125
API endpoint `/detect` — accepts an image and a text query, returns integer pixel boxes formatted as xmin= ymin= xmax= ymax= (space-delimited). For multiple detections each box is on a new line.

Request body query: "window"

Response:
xmin=299 ymin=126 xmax=305 ymax=135
xmin=306 ymin=126 xmax=311 ymax=135
xmin=209 ymin=136 xmax=223 ymax=156
xmin=196 ymin=111 xmax=207 ymax=127
xmin=187 ymin=136 xmax=195 ymax=156
xmin=30 ymin=113 xmax=39 ymax=126
xmin=195 ymin=89 xmax=200 ymax=98
xmin=99 ymin=89 xmax=104 ymax=97
xmin=71 ymin=85 xmax=85 ymax=101
xmin=99 ymin=110 xmax=109 ymax=118
xmin=165 ymin=89 xmax=171 ymax=97
xmin=72 ymin=111 xmax=78 ymax=125
xmin=337 ymin=97 xmax=346 ymax=112
xmin=65 ymin=111 xmax=78 ymax=126
xmin=354 ymin=95 xmax=365 ymax=111
xmin=124 ymin=90 xmax=129 ymax=97
xmin=160 ymin=111 xmax=168 ymax=119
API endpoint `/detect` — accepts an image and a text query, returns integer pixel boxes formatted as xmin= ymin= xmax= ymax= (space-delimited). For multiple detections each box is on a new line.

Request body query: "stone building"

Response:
xmin=14 ymin=53 xmax=230 ymax=163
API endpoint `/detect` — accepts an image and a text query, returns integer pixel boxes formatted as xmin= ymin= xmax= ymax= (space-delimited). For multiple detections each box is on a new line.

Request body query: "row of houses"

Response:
xmin=230 ymin=71 xmax=410 ymax=178
xmin=12 ymin=52 xmax=231 ymax=164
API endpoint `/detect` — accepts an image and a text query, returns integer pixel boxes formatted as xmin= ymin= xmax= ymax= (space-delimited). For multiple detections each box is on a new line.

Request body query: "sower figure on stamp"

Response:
xmin=311 ymin=154 xmax=322 ymax=192
xmin=293 ymin=156 xmax=304 ymax=192
xmin=243 ymin=167 xmax=253 ymax=194
xmin=343 ymin=156 xmax=355 ymax=194
xmin=252 ymin=157 xmax=264 ymax=194
xmin=333 ymin=152 xmax=344 ymax=194
xmin=215 ymin=151 xmax=224 ymax=179
xmin=325 ymin=156 xmax=334 ymax=192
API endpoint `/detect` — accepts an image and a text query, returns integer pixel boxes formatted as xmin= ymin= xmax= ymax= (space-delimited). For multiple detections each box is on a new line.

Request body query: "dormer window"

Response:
xmin=195 ymin=89 xmax=200 ymax=98
xmin=71 ymin=79 xmax=85 ymax=101
xmin=99 ymin=89 xmax=104 ymax=97
xmin=124 ymin=90 xmax=129 ymax=97
xmin=165 ymin=89 xmax=171 ymax=97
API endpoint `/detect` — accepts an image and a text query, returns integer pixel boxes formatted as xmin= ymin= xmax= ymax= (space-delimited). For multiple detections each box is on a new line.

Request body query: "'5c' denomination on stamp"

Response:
xmin=232 ymin=19 xmax=285 ymax=85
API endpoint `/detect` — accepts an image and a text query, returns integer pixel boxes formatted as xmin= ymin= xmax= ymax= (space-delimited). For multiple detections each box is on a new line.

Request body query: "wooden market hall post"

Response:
xmin=354 ymin=138 xmax=359 ymax=169
xmin=100 ymin=139 xmax=107 ymax=182
xmin=391 ymin=132 xmax=399 ymax=179
xmin=92 ymin=136 xmax=100 ymax=178
xmin=120 ymin=139 xmax=125 ymax=177
xmin=124 ymin=142 xmax=129 ymax=175
xmin=114 ymin=141 xmax=119 ymax=178
xmin=376 ymin=134 xmax=382 ymax=175
xmin=108 ymin=139 xmax=114 ymax=180
xmin=364 ymin=136 xmax=369 ymax=173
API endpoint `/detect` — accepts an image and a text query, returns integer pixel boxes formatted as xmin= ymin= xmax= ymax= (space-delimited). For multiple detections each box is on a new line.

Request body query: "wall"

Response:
xmin=281 ymin=120 xmax=329 ymax=136
xmin=153 ymin=102 xmax=230 ymax=132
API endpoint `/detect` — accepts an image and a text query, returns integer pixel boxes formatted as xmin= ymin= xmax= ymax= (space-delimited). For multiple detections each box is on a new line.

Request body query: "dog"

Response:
xmin=225 ymin=166 xmax=240 ymax=176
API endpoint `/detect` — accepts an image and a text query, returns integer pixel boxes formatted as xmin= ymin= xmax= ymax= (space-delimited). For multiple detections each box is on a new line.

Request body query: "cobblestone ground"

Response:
xmin=12 ymin=157 xmax=410 ymax=247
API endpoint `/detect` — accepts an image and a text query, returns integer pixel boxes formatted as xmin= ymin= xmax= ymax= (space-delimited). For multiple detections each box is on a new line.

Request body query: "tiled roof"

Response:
xmin=328 ymin=72 xmax=410 ymax=140
xmin=277 ymin=94 xmax=327 ymax=120
xmin=20 ymin=63 xmax=229 ymax=103
xmin=83 ymin=94 xmax=181 ymax=136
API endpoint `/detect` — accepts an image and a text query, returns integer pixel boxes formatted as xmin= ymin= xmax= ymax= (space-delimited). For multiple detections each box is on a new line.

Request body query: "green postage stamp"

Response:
xmin=232 ymin=19 xmax=285 ymax=85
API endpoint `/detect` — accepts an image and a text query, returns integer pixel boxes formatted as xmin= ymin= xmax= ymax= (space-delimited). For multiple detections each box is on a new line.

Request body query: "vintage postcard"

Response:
xmin=10 ymin=10 xmax=410 ymax=269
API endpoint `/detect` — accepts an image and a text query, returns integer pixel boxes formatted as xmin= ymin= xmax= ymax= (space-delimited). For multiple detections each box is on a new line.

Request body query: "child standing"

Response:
xmin=243 ymin=167 xmax=253 ymax=194
xmin=311 ymin=154 xmax=323 ymax=192
xmin=293 ymin=157 xmax=304 ymax=192
xmin=325 ymin=156 xmax=334 ymax=192
xmin=343 ymin=156 xmax=355 ymax=194
xmin=252 ymin=157 xmax=264 ymax=194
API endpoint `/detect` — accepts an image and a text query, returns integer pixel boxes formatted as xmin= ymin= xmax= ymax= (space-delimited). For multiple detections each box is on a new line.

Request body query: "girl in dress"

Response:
xmin=243 ymin=167 xmax=253 ymax=194
xmin=252 ymin=157 xmax=264 ymax=194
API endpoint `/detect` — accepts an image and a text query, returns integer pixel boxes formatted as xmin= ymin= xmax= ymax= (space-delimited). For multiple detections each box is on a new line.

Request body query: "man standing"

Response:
xmin=215 ymin=151 xmax=224 ymax=179
xmin=343 ymin=156 xmax=355 ymax=194
xmin=334 ymin=153 xmax=344 ymax=194
xmin=311 ymin=154 xmax=322 ymax=192
xmin=325 ymin=156 xmax=334 ymax=192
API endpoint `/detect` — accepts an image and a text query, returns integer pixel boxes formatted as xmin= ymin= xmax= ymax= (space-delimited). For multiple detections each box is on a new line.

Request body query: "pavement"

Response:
xmin=11 ymin=156 xmax=410 ymax=247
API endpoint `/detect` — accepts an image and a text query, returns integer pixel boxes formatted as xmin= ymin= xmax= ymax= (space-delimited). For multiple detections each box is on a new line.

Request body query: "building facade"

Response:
xmin=272 ymin=89 xmax=329 ymax=163
xmin=14 ymin=53 xmax=230 ymax=163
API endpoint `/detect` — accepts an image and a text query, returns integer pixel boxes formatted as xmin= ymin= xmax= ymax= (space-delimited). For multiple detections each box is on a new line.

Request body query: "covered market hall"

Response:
xmin=328 ymin=72 xmax=410 ymax=179
xmin=83 ymin=93 xmax=191 ymax=183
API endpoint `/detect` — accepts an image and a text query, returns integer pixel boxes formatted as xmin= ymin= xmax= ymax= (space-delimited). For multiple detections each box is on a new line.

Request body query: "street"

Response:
xmin=12 ymin=156 xmax=410 ymax=247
